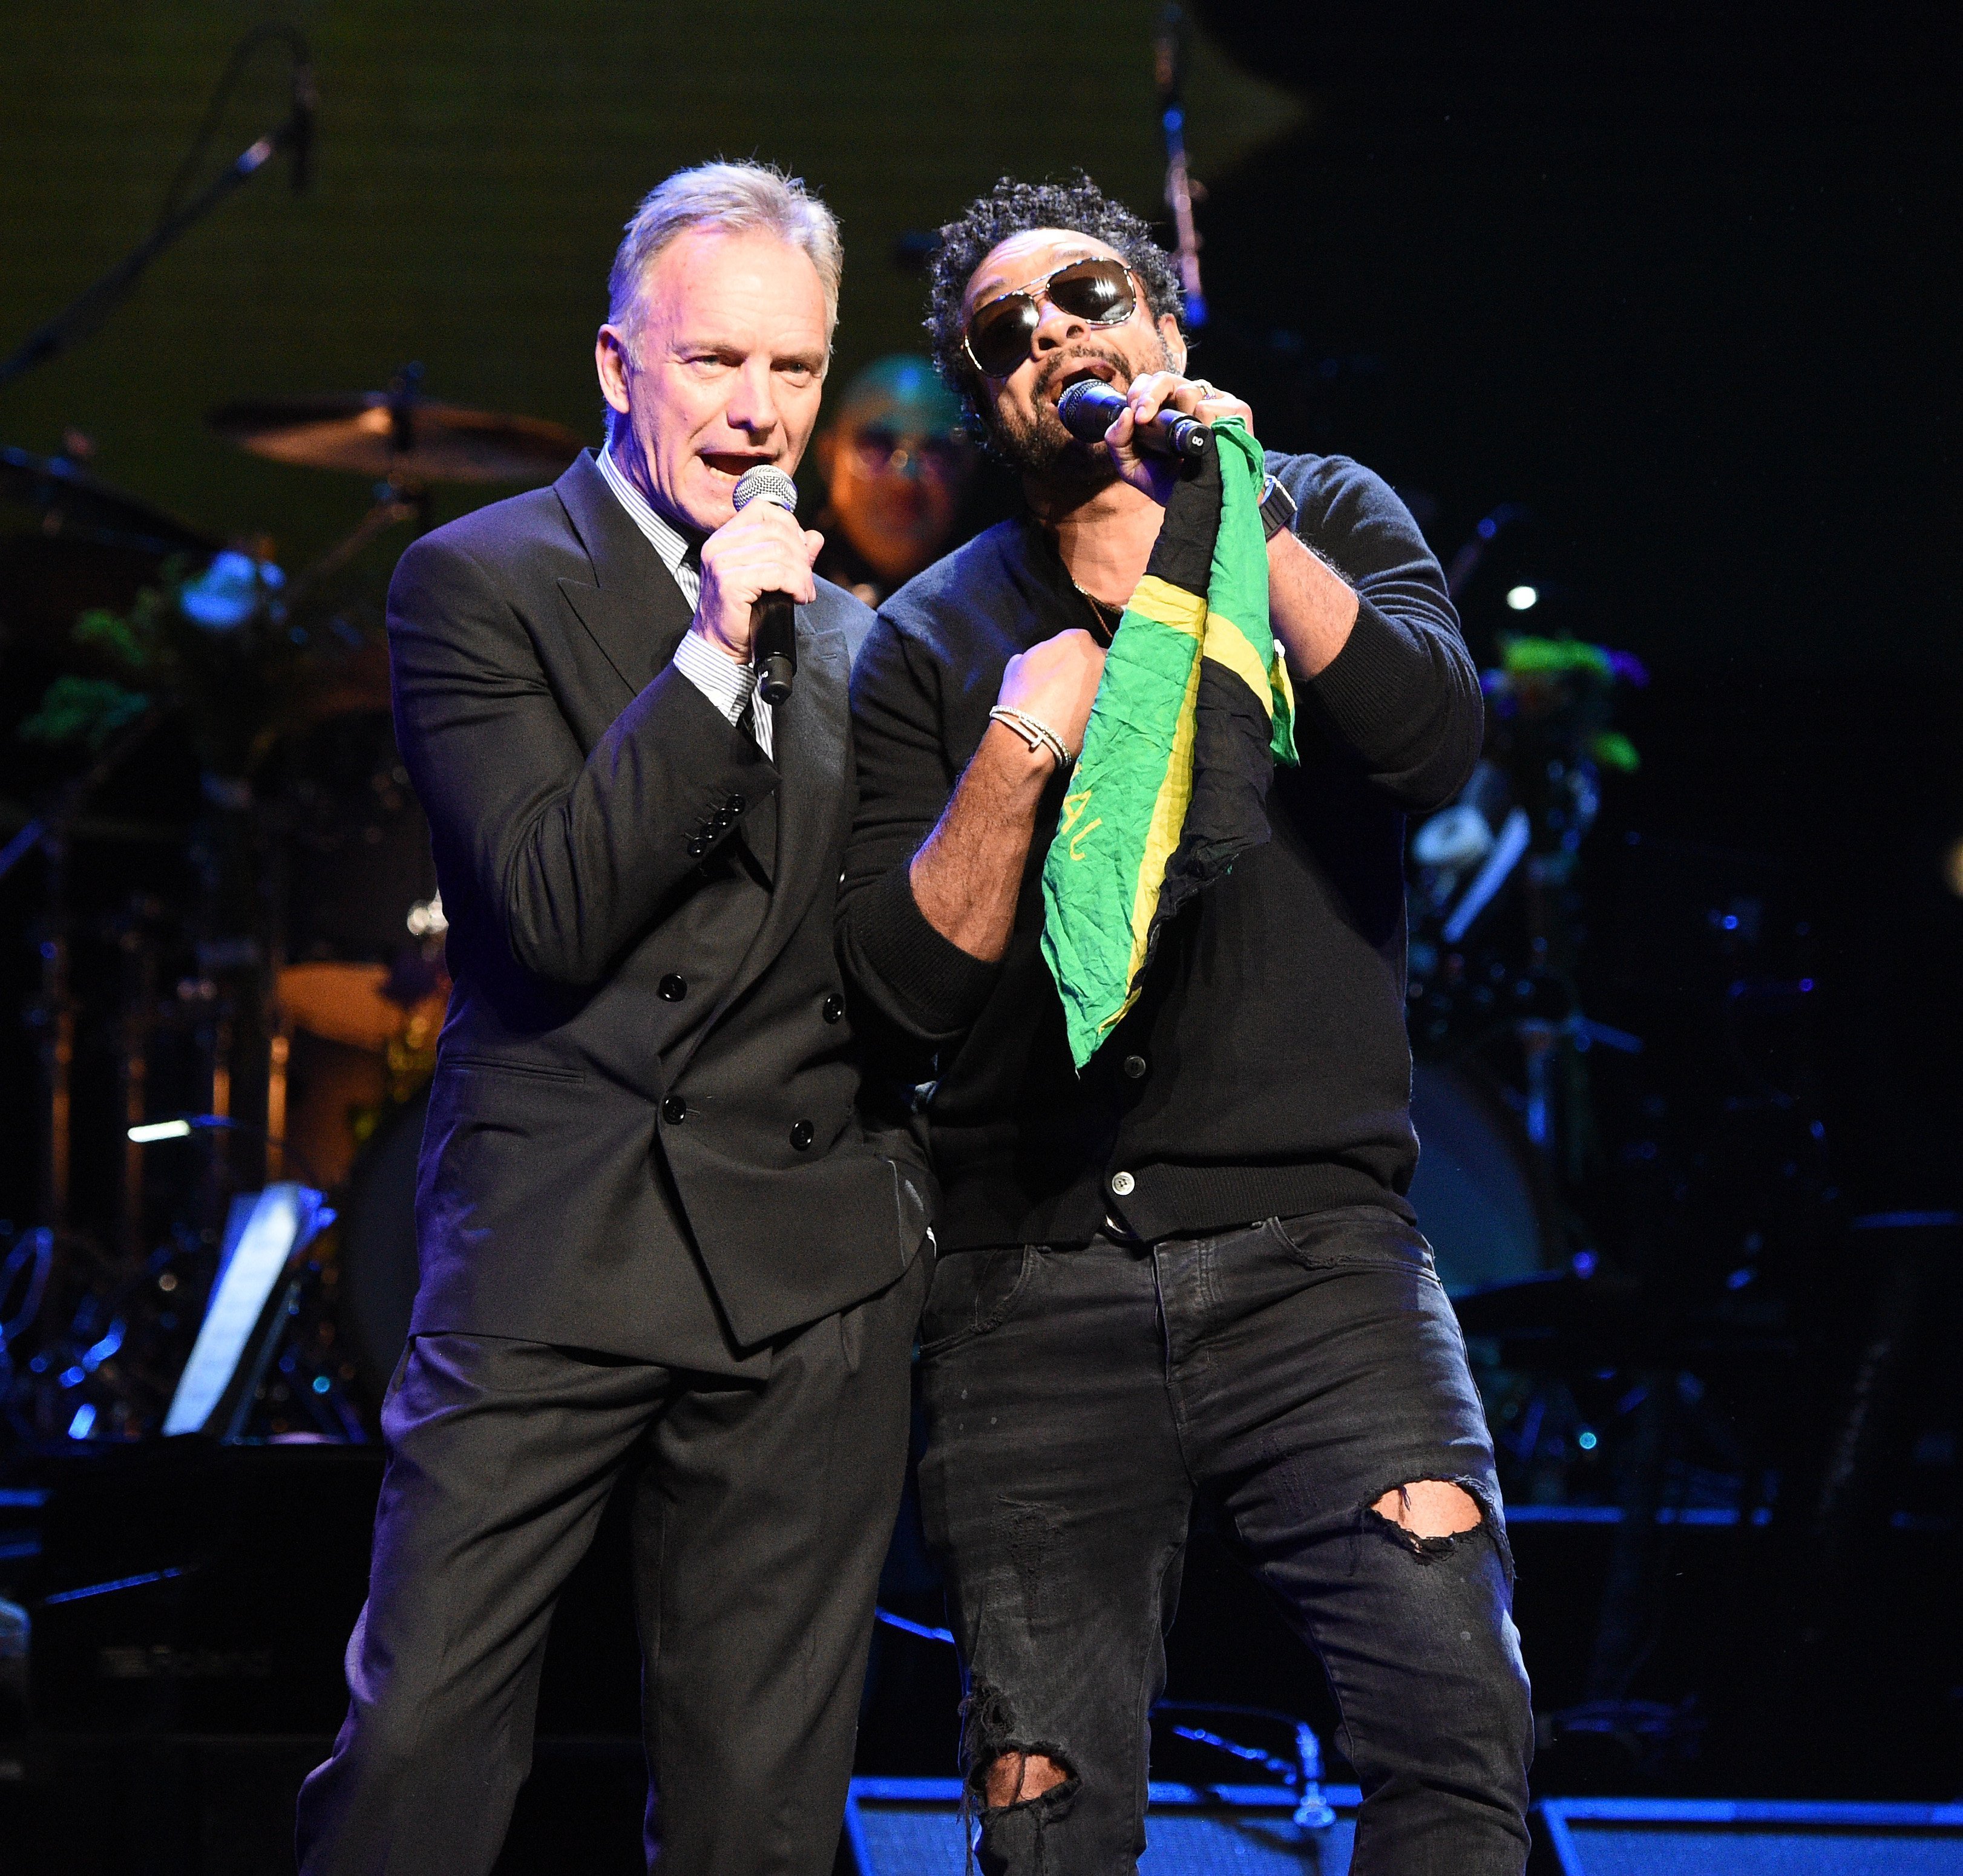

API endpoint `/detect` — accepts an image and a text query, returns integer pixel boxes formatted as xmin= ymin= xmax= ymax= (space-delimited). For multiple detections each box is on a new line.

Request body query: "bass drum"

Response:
xmin=337 ymin=1082 xmax=430 ymax=1399
xmin=1407 ymin=1061 xmax=1556 ymax=1295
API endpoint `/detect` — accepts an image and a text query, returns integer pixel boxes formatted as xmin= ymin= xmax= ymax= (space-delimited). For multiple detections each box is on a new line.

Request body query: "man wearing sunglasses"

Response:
xmin=840 ymin=175 xmax=1531 ymax=1874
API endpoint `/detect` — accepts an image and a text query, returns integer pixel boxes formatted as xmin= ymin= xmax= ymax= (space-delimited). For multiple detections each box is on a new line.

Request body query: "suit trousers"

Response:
xmin=295 ymin=1254 xmax=925 ymax=1876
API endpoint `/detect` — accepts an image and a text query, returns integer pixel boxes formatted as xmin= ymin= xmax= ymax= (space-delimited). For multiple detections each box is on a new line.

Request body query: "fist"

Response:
xmin=1104 ymin=371 xmax=1255 ymax=507
xmin=693 ymin=500 xmax=824 ymax=661
xmin=997 ymin=628 xmax=1107 ymax=765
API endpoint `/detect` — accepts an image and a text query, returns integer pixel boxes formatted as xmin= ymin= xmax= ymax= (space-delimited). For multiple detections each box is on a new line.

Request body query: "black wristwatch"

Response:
xmin=1258 ymin=473 xmax=1298 ymax=543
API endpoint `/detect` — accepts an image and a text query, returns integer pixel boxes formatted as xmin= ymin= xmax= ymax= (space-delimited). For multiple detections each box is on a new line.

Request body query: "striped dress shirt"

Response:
xmin=597 ymin=444 xmax=774 ymax=759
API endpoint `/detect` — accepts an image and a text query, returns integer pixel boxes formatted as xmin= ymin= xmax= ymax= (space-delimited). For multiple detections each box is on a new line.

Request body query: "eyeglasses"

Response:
xmin=960 ymin=257 xmax=1140 ymax=380
xmin=846 ymin=427 xmax=968 ymax=483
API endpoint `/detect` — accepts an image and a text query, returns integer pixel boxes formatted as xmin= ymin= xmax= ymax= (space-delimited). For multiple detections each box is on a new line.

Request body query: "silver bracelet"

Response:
xmin=988 ymin=706 xmax=1072 ymax=771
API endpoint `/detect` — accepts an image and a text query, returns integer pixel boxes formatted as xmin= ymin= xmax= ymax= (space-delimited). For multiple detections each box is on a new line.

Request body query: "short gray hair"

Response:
xmin=607 ymin=160 xmax=843 ymax=350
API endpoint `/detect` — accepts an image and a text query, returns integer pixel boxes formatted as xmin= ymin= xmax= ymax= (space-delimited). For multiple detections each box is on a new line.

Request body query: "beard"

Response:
xmin=985 ymin=333 xmax=1176 ymax=487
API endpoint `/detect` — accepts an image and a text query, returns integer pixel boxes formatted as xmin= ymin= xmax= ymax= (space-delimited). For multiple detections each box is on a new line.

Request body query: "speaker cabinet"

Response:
xmin=1536 ymin=1797 xmax=1963 ymax=1873
xmin=844 ymin=1778 xmax=1362 ymax=1874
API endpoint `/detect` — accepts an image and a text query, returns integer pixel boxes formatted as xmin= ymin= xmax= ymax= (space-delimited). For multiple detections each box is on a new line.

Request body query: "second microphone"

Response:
xmin=1055 ymin=379 xmax=1210 ymax=461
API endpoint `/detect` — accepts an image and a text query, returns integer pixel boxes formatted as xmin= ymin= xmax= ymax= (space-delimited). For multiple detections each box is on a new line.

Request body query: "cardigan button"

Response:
xmin=1122 ymin=1054 xmax=1147 ymax=1080
xmin=658 ymin=975 xmax=687 ymax=1002
xmin=790 ymin=1119 xmax=814 ymax=1151
xmin=822 ymin=994 xmax=845 ymax=1024
xmin=1110 ymin=1170 xmax=1135 ymax=1197
xmin=662 ymin=1096 xmax=687 ymax=1125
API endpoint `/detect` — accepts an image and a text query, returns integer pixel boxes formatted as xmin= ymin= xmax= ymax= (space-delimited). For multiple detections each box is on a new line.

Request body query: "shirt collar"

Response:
xmin=597 ymin=445 xmax=701 ymax=578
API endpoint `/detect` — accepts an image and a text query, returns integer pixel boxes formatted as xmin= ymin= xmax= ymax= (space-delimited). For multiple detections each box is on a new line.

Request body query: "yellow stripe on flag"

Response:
xmin=1270 ymin=642 xmax=1296 ymax=725
xmin=1202 ymin=609 xmax=1276 ymax=721
xmin=1126 ymin=575 xmax=1207 ymax=638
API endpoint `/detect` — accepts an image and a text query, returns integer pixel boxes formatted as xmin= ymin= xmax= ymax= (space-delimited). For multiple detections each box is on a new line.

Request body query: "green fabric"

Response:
xmin=1040 ymin=418 xmax=1296 ymax=1069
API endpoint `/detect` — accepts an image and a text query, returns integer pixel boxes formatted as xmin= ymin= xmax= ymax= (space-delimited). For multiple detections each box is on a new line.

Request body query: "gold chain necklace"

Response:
xmin=1071 ymin=581 xmax=1124 ymax=646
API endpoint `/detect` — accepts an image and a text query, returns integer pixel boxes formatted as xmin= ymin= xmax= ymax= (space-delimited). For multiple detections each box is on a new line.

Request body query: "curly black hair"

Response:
xmin=926 ymin=172 xmax=1186 ymax=433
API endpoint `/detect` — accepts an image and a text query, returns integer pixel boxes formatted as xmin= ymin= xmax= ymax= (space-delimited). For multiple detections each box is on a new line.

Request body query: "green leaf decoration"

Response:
xmin=18 ymin=676 xmax=152 ymax=750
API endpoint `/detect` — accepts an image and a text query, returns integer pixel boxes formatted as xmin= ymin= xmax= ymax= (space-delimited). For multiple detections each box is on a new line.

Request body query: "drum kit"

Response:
xmin=0 ymin=374 xmax=584 ymax=1436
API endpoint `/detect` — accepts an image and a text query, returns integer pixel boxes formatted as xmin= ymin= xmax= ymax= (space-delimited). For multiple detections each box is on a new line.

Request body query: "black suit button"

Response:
xmin=725 ymin=793 xmax=747 ymax=814
xmin=662 ymin=1096 xmax=687 ymax=1124
xmin=1122 ymin=1053 xmax=1148 ymax=1080
xmin=790 ymin=1119 xmax=814 ymax=1151
xmin=822 ymin=994 xmax=845 ymax=1024
xmin=659 ymin=975 xmax=687 ymax=1002
xmin=687 ymin=837 xmax=707 ymax=858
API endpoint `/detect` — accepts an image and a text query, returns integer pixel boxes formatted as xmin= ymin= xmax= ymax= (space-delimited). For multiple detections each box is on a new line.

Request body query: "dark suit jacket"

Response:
xmin=388 ymin=451 xmax=929 ymax=1368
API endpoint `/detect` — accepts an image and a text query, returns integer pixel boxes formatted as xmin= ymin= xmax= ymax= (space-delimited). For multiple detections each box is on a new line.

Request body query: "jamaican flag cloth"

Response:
xmin=1040 ymin=417 xmax=1298 ymax=1070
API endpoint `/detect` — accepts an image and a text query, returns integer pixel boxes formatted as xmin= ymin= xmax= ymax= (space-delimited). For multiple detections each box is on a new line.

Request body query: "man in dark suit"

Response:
xmin=297 ymin=162 xmax=932 ymax=1876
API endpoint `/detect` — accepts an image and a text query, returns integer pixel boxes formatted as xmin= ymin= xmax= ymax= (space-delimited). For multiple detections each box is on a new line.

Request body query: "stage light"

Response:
xmin=67 ymin=1404 xmax=96 ymax=1439
xmin=128 ymin=1119 xmax=191 ymax=1143
xmin=1578 ymin=1429 xmax=1599 ymax=1451
xmin=1506 ymin=584 xmax=1539 ymax=611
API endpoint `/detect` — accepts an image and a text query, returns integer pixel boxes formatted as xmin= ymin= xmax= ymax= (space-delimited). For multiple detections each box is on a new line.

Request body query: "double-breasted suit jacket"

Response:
xmin=387 ymin=451 xmax=928 ymax=1368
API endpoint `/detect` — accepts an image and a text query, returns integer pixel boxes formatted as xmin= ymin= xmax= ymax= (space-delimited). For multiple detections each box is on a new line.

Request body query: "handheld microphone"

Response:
xmin=290 ymin=57 xmax=318 ymax=194
xmin=730 ymin=465 xmax=799 ymax=706
xmin=1056 ymin=378 xmax=1208 ymax=461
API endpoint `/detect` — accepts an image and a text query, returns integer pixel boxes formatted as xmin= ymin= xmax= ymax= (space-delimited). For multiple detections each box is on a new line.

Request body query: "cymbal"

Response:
xmin=208 ymin=394 xmax=585 ymax=485
xmin=0 ymin=444 xmax=217 ymax=554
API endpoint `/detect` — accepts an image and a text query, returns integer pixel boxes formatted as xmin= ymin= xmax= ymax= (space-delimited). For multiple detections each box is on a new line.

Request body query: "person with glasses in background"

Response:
xmin=812 ymin=353 xmax=975 ymax=607
xmin=839 ymin=174 xmax=1532 ymax=1874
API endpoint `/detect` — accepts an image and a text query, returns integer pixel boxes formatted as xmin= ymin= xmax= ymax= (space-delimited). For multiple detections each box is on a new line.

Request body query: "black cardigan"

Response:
xmin=837 ymin=452 xmax=1483 ymax=1252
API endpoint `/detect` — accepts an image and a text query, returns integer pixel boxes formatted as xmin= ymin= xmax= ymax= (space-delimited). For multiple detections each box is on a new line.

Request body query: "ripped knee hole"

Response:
xmin=982 ymin=1749 xmax=1072 ymax=1809
xmin=1369 ymin=1480 xmax=1484 ymax=1548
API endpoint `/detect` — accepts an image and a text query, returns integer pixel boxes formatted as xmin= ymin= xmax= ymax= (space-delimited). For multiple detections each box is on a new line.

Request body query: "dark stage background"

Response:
xmin=1 ymin=1 xmax=1958 ymax=1865
xmin=1 ymin=2 xmax=1956 ymax=1198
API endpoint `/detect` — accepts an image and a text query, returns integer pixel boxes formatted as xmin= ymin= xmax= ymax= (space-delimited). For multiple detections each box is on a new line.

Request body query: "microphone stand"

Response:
xmin=1154 ymin=4 xmax=1207 ymax=330
xmin=0 ymin=98 xmax=311 ymax=392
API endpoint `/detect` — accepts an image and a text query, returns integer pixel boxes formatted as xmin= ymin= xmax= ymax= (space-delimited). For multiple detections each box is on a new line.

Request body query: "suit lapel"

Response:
xmin=552 ymin=451 xmax=695 ymax=699
xmin=553 ymin=450 xmax=847 ymax=1071
xmin=673 ymin=608 xmax=848 ymax=1076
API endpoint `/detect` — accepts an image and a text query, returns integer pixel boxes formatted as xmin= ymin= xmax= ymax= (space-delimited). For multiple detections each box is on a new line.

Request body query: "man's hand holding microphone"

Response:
xmin=692 ymin=466 xmax=824 ymax=704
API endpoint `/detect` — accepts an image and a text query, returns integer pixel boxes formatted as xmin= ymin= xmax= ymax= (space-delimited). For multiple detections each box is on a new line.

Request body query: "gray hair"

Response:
xmin=607 ymin=160 xmax=843 ymax=350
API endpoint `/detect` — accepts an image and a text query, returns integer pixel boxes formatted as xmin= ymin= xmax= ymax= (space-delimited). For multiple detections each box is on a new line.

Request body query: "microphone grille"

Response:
xmin=1055 ymin=377 xmax=1123 ymax=439
xmin=731 ymin=465 xmax=799 ymax=513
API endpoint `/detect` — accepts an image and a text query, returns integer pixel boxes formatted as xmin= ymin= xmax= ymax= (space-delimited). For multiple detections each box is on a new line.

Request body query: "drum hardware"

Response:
xmin=0 ymin=445 xmax=218 ymax=558
xmin=208 ymin=366 xmax=585 ymax=488
xmin=2 ymin=709 xmax=171 ymax=1232
xmin=1440 ymin=805 xmax=1530 ymax=946
xmin=203 ymin=363 xmax=586 ymax=662
xmin=125 ymin=1112 xmax=323 ymax=1192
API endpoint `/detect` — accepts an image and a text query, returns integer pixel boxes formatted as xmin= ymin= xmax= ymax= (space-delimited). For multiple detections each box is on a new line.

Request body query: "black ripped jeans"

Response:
xmin=916 ymin=1209 xmax=1533 ymax=1876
